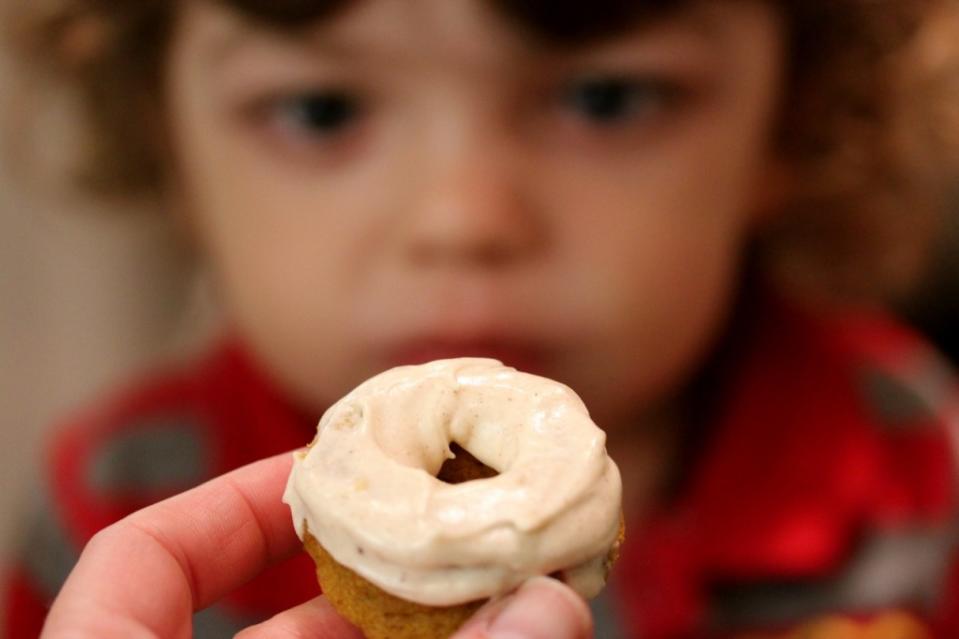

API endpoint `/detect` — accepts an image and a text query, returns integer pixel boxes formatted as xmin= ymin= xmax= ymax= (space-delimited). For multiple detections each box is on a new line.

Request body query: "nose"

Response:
xmin=402 ymin=133 xmax=543 ymax=270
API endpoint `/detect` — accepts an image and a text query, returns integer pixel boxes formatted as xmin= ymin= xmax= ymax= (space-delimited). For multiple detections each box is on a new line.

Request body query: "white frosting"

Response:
xmin=283 ymin=358 xmax=622 ymax=606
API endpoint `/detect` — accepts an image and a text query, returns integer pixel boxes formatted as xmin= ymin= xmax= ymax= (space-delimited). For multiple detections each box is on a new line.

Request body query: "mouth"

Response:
xmin=386 ymin=338 xmax=550 ymax=375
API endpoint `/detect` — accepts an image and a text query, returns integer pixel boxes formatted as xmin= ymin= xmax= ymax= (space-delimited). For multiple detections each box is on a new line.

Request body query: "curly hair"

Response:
xmin=6 ymin=0 xmax=959 ymax=300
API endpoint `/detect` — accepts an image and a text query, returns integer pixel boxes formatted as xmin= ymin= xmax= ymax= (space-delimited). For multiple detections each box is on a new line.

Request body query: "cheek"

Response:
xmin=543 ymin=132 xmax=764 ymax=420
xmin=570 ymin=215 xmax=746 ymax=422
xmin=211 ymin=228 xmax=377 ymax=411
xmin=172 ymin=125 xmax=388 ymax=409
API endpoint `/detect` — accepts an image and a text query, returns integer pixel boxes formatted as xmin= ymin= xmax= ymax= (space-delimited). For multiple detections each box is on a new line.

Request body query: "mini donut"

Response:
xmin=284 ymin=358 xmax=624 ymax=639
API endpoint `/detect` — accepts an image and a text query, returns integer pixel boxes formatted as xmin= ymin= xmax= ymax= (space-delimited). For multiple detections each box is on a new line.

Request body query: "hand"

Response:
xmin=40 ymin=454 xmax=593 ymax=639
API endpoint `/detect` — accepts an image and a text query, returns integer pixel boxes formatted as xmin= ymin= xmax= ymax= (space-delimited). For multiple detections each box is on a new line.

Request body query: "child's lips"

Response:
xmin=386 ymin=338 xmax=550 ymax=375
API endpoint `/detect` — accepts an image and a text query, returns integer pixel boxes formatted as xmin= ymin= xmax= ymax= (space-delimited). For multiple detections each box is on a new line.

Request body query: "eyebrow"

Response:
xmin=204 ymin=22 xmax=284 ymax=68
xmin=203 ymin=16 xmax=412 ymax=69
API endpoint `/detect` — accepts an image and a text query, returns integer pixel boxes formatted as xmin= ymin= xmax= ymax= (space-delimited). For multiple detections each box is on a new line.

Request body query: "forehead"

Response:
xmin=183 ymin=0 xmax=740 ymax=73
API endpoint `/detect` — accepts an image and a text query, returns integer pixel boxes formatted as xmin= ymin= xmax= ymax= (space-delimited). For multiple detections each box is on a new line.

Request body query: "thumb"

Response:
xmin=452 ymin=576 xmax=593 ymax=639
xmin=234 ymin=596 xmax=364 ymax=639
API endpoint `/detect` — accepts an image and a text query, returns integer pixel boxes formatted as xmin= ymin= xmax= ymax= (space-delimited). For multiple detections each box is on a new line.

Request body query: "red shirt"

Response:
xmin=4 ymin=299 xmax=959 ymax=638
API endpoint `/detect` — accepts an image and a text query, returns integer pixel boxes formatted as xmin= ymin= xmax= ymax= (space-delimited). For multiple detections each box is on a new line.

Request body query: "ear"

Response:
xmin=748 ymin=156 xmax=795 ymax=226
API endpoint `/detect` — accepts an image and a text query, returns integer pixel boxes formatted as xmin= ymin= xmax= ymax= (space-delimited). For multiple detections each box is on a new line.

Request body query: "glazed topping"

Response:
xmin=283 ymin=358 xmax=622 ymax=606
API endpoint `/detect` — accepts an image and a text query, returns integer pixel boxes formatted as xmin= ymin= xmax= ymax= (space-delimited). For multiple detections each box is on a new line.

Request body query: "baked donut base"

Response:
xmin=302 ymin=445 xmax=624 ymax=639
xmin=304 ymin=530 xmax=484 ymax=639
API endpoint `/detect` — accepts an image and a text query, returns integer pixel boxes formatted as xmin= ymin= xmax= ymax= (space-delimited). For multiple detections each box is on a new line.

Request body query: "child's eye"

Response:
xmin=271 ymin=90 xmax=361 ymax=137
xmin=562 ymin=76 xmax=684 ymax=125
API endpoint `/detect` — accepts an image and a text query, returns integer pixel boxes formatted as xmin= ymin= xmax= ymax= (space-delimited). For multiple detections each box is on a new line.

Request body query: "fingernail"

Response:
xmin=484 ymin=577 xmax=592 ymax=639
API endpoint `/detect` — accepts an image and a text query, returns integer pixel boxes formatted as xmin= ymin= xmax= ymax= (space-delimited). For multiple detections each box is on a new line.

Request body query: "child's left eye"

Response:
xmin=271 ymin=90 xmax=361 ymax=137
xmin=561 ymin=75 xmax=685 ymax=125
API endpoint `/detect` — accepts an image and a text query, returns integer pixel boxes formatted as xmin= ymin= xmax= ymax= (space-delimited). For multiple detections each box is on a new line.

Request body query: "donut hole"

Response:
xmin=435 ymin=443 xmax=500 ymax=484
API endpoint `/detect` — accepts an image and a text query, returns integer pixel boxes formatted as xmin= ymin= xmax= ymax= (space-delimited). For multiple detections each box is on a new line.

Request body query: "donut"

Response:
xmin=283 ymin=358 xmax=624 ymax=639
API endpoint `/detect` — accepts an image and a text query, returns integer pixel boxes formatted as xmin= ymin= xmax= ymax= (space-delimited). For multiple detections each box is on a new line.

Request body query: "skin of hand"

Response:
xmin=39 ymin=454 xmax=593 ymax=639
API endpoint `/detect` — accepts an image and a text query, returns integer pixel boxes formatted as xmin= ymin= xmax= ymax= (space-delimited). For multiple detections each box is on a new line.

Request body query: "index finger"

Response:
xmin=42 ymin=452 xmax=304 ymax=638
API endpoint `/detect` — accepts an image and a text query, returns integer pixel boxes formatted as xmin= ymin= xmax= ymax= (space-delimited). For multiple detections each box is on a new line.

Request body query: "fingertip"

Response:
xmin=453 ymin=577 xmax=593 ymax=639
xmin=235 ymin=597 xmax=364 ymax=639
xmin=520 ymin=576 xmax=592 ymax=615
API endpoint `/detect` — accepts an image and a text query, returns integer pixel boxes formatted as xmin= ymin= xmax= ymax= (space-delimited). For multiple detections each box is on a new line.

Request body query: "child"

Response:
xmin=5 ymin=0 xmax=959 ymax=637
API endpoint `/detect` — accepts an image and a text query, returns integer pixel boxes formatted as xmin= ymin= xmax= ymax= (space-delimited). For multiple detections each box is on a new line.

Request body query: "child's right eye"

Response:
xmin=267 ymin=90 xmax=362 ymax=139
xmin=560 ymin=75 xmax=686 ymax=127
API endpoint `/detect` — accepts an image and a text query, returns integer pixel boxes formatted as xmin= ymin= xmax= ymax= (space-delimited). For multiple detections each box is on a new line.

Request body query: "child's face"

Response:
xmin=166 ymin=0 xmax=784 ymax=429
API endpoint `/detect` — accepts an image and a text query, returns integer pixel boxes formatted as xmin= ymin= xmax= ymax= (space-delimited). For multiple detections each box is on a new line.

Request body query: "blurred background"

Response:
xmin=0 ymin=42 xmax=210 ymax=571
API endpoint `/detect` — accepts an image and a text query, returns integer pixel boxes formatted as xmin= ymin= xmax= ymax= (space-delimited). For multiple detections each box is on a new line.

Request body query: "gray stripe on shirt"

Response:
xmin=87 ymin=418 xmax=209 ymax=494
